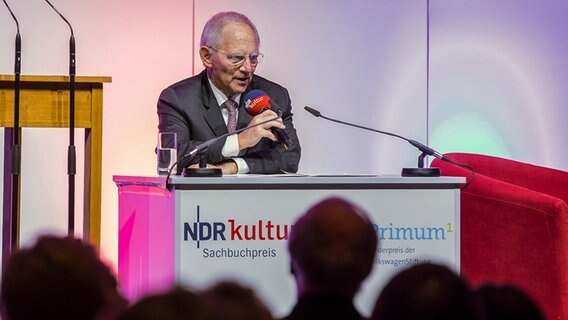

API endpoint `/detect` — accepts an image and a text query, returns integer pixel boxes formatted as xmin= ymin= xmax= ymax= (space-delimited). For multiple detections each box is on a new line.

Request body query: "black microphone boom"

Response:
xmin=304 ymin=106 xmax=444 ymax=177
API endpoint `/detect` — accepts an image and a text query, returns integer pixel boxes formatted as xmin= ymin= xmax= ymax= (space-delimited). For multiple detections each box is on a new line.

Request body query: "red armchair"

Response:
xmin=431 ymin=153 xmax=568 ymax=320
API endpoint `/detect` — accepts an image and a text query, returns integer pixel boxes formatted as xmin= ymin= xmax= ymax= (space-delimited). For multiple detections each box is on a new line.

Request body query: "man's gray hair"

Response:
xmin=200 ymin=11 xmax=260 ymax=49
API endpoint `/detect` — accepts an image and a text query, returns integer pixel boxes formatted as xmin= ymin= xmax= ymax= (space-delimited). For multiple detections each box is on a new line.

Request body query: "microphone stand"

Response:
xmin=3 ymin=0 xmax=21 ymax=251
xmin=44 ymin=0 xmax=76 ymax=235
xmin=186 ymin=148 xmax=223 ymax=178
xmin=304 ymin=106 xmax=443 ymax=177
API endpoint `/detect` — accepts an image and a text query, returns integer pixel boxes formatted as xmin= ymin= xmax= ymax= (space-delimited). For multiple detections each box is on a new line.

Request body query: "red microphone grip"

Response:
xmin=245 ymin=95 xmax=271 ymax=116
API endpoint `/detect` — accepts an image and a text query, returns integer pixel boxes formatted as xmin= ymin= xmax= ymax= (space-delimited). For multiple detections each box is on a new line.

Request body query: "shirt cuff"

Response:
xmin=232 ymin=157 xmax=250 ymax=174
xmin=222 ymin=134 xmax=240 ymax=157
xmin=221 ymin=135 xmax=250 ymax=174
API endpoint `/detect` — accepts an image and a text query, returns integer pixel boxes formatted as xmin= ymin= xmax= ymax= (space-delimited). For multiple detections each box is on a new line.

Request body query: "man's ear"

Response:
xmin=199 ymin=46 xmax=213 ymax=68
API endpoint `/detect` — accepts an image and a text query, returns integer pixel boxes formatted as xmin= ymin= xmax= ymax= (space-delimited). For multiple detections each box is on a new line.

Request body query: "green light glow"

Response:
xmin=431 ymin=112 xmax=512 ymax=158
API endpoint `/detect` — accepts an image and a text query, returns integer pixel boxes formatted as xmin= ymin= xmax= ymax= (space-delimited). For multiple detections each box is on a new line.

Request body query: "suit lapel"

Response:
xmin=200 ymin=71 xmax=228 ymax=136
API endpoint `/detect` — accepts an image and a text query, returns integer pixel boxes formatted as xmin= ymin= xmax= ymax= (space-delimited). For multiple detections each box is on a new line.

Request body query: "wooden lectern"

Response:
xmin=1 ymin=74 xmax=111 ymax=255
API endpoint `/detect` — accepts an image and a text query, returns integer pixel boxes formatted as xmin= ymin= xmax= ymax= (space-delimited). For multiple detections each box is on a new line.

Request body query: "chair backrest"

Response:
xmin=441 ymin=152 xmax=568 ymax=203
xmin=431 ymin=153 xmax=568 ymax=320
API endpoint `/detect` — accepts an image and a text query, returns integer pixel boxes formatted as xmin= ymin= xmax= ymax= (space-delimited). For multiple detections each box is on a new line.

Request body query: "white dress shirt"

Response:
xmin=208 ymin=78 xmax=250 ymax=174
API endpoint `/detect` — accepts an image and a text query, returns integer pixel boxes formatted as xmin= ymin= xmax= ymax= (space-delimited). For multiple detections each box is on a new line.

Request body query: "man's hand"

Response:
xmin=237 ymin=110 xmax=285 ymax=149
xmin=187 ymin=160 xmax=238 ymax=174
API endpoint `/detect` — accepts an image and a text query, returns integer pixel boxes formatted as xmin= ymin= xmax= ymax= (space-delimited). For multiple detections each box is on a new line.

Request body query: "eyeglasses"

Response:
xmin=208 ymin=47 xmax=264 ymax=66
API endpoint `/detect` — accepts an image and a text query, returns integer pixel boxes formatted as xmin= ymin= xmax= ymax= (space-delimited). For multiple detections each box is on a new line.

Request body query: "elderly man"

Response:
xmin=283 ymin=197 xmax=379 ymax=320
xmin=158 ymin=11 xmax=301 ymax=174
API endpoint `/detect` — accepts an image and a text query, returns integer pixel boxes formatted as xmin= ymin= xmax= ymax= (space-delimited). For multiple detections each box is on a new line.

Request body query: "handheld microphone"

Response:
xmin=164 ymin=111 xmax=283 ymax=189
xmin=304 ymin=106 xmax=445 ymax=177
xmin=244 ymin=89 xmax=292 ymax=150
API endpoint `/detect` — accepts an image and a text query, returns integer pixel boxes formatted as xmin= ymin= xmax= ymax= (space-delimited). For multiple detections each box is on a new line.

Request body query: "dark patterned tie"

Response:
xmin=223 ymin=99 xmax=238 ymax=133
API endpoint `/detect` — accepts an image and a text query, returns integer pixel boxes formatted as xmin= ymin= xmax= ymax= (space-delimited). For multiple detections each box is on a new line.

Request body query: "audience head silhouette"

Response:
xmin=288 ymin=196 xmax=378 ymax=297
xmin=117 ymin=286 xmax=217 ymax=320
xmin=201 ymin=280 xmax=274 ymax=320
xmin=0 ymin=235 xmax=126 ymax=320
xmin=475 ymin=284 xmax=544 ymax=320
xmin=371 ymin=263 xmax=480 ymax=320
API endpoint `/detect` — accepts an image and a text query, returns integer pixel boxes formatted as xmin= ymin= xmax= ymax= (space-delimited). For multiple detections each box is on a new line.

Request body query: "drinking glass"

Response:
xmin=157 ymin=132 xmax=177 ymax=175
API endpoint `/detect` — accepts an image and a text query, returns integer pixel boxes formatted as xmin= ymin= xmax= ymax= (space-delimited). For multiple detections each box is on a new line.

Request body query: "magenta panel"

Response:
xmin=116 ymin=176 xmax=175 ymax=301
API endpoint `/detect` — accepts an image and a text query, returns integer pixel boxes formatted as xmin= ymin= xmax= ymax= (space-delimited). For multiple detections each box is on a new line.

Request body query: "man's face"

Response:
xmin=204 ymin=23 xmax=259 ymax=98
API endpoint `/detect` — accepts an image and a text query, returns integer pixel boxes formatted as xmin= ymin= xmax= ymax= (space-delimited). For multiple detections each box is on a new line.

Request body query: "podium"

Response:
xmin=114 ymin=174 xmax=464 ymax=316
xmin=1 ymin=74 xmax=111 ymax=254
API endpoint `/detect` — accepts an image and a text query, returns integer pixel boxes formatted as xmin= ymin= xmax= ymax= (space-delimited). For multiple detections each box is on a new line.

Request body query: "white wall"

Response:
xmin=1 ymin=0 xmax=194 ymax=266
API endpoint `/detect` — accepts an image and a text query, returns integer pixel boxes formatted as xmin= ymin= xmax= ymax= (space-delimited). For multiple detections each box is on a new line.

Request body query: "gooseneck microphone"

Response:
xmin=244 ymin=89 xmax=292 ymax=150
xmin=164 ymin=111 xmax=283 ymax=189
xmin=305 ymin=106 xmax=446 ymax=177
xmin=304 ymin=106 xmax=475 ymax=188
xmin=3 ymin=0 xmax=22 ymax=251
xmin=44 ymin=0 xmax=77 ymax=235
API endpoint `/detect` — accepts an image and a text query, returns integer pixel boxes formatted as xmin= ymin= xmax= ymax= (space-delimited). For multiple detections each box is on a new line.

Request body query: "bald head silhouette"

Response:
xmin=287 ymin=197 xmax=378 ymax=298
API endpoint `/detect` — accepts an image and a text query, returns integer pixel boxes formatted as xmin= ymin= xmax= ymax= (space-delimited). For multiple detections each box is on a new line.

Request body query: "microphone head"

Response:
xmin=244 ymin=89 xmax=271 ymax=116
xmin=304 ymin=106 xmax=321 ymax=117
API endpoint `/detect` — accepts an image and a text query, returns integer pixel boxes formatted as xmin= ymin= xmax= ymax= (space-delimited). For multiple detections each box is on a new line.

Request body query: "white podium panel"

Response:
xmin=115 ymin=175 xmax=463 ymax=317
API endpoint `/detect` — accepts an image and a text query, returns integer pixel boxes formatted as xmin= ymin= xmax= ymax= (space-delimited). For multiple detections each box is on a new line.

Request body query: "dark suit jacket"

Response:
xmin=157 ymin=70 xmax=301 ymax=174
